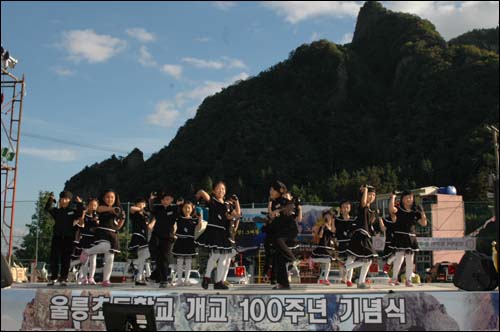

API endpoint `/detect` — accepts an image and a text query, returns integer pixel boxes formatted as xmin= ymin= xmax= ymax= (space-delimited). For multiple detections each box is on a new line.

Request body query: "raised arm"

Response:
xmin=360 ymin=186 xmax=368 ymax=208
xmin=295 ymin=204 xmax=303 ymax=223
xmin=148 ymin=192 xmax=157 ymax=212
xmin=416 ymin=205 xmax=428 ymax=227
xmin=130 ymin=206 xmax=142 ymax=214
xmin=389 ymin=192 xmax=398 ymax=222
xmin=378 ymin=216 xmax=386 ymax=233
xmin=195 ymin=190 xmax=211 ymax=203
xmin=97 ymin=205 xmax=116 ymax=214
xmin=233 ymin=197 xmax=241 ymax=219
xmin=44 ymin=193 xmax=57 ymax=217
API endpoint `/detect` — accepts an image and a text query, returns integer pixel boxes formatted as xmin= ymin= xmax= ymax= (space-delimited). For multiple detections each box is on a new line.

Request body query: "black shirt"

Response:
xmin=270 ymin=197 xmax=298 ymax=237
xmin=355 ymin=205 xmax=376 ymax=235
xmin=45 ymin=200 xmax=84 ymax=237
xmin=395 ymin=208 xmax=420 ymax=234
xmin=207 ymin=196 xmax=231 ymax=229
xmin=130 ymin=211 xmax=152 ymax=237
xmin=81 ymin=212 xmax=99 ymax=236
xmin=335 ymin=216 xmax=356 ymax=240
xmin=175 ymin=216 xmax=199 ymax=237
xmin=151 ymin=204 xmax=178 ymax=239
xmin=98 ymin=211 xmax=123 ymax=231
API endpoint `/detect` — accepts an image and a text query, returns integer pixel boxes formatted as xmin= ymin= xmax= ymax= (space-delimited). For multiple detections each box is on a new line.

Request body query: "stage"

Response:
xmin=2 ymin=282 xmax=499 ymax=330
xmin=3 ymin=280 xmax=464 ymax=294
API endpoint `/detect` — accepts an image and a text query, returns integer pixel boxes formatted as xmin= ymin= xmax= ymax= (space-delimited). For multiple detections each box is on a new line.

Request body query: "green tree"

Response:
xmin=14 ymin=191 xmax=54 ymax=264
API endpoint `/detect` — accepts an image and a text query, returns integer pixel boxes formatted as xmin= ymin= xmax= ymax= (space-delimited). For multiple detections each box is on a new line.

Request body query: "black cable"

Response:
xmin=23 ymin=132 xmax=129 ymax=154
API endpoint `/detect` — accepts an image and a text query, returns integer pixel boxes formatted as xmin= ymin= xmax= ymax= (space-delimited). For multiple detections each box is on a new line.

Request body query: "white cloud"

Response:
xmin=262 ymin=1 xmax=362 ymax=24
xmin=161 ymin=64 xmax=183 ymax=79
xmin=194 ymin=37 xmax=212 ymax=43
xmin=53 ymin=66 xmax=74 ymax=76
xmin=310 ymin=32 xmax=320 ymax=42
xmin=61 ymin=29 xmax=126 ymax=63
xmin=138 ymin=45 xmax=157 ymax=67
xmin=385 ymin=1 xmax=499 ymax=39
xmin=212 ymin=1 xmax=237 ymax=11
xmin=21 ymin=147 xmax=78 ymax=162
xmin=181 ymin=56 xmax=247 ymax=70
xmin=146 ymin=101 xmax=180 ymax=128
xmin=340 ymin=32 xmax=353 ymax=44
xmin=147 ymin=72 xmax=249 ymax=127
xmin=262 ymin=1 xmax=498 ymax=40
xmin=126 ymin=27 xmax=156 ymax=43
xmin=222 ymin=56 xmax=247 ymax=69
xmin=174 ymin=72 xmax=250 ymax=107
xmin=182 ymin=57 xmax=224 ymax=69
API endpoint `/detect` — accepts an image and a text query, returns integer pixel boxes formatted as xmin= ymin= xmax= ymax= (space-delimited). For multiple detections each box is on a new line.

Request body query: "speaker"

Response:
xmin=1 ymin=254 xmax=13 ymax=288
xmin=453 ymin=251 xmax=498 ymax=291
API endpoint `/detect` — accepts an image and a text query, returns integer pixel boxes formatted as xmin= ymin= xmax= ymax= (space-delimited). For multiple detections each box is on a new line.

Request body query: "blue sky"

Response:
xmin=1 ymin=1 xmax=499 ymax=241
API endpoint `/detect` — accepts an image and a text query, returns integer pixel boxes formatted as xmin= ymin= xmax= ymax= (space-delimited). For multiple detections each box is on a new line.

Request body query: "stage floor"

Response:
xmin=5 ymin=281 xmax=463 ymax=294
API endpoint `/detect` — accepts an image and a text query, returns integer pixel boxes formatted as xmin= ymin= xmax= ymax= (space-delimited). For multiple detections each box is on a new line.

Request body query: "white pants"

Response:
xmin=205 ymin=251 xmax=231 ymax=283
xmin=313 ymin=258 xmax=331 ymax=280
xmin=344 ymin=256 xmax=371 ymax=284
xmin=80 ymin=254 xmax=97 ymax=279
xmin=338 ymin=258 xmax=353 ymax=282
xmin=84 ymin=242 xmax=114 ymax=282
xmin=222 ymin=249 xmax=238 ymax=281
xmin=176 ymin=256 xmax=193 ymax=284
xmin=391 ymin=251 xmax=414 ymax=282
xmin=135 ymin=247 xmax=150 ymax=281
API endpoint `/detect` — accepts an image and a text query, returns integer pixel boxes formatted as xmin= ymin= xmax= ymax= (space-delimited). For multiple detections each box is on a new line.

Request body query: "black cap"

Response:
xmin=322 ymin=209 xmax=334 ymax=217
xmin=400 ymin=190 xmax=412 ymax=198
xmin=271 ymin=180 xmax=287 ymax=193
xmin=339 ymin=199 xmax=351 ymax=206
xmin=59 ymin=190 xmax=73 ymax=200
xmin=134 ymin=197 xmax=146 ymax=204
xmin=366 ymin=185 xmax=376 ymax=193
xmin=159 ymin=192 xmax=174 ymax=200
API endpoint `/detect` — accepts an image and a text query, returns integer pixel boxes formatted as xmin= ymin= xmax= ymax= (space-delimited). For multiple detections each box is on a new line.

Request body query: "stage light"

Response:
xmin=1 ymin=46 xmax=18 ymax=69
xmin=1 ymin=148 xmax=15 ymax=162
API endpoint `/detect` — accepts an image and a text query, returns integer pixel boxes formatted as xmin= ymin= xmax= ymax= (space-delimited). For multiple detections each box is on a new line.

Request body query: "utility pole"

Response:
xmin=35 ymin=201 xmax=40 ymax=267
xmin=486 ymin=125 xmax=499 ymax=258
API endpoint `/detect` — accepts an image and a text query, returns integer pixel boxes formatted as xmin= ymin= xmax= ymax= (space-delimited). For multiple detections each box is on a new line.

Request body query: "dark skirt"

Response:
xmin=79 ymin=233 xmax=96 ymax=249
xmin=94 ymin=228 xmax=120 ymax=253
xmin=390 ymin=231 xmax=419 ymax=252
xmin=172 ymin=235 xmax=198 ymax=256
xmin=381 ymin=240 xmax=396 ymax=260
xmin=346 ymin=229 xmax=378 ymax=259
xmin=336 ymin=238 xmax=350 ymax=260
xmin=128 ymin=233 xmax=149 ymax=254
xmin=194 ymin=223 xmax=233 ymax=253
xmin=311 ymin=245 xmax=336 ymax=261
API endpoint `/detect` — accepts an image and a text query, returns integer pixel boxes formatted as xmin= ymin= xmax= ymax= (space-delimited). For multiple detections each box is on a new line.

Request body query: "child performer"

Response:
xmin=78 ymin=197 xmax=99 ymax=285
xmin=195 ymin=181 xmax=237 ymax=290
xmin=172 ymin=201 xmax=201 ymax=286
xmin=389 ymin=190 xmax=427 ymax=286
xmin=311 ymin=210 xmax=336 ymax=285
xmin=80 ymin=189 xmax=125 ymax=287
xmin=45 ymin=191 xmax=83 ymax=286
xmin=344 ymin=185 xmax=379 ymax=289
xmin=335 ymin=200 xmax=355 ymax=284
xmin=148 ymin=192 xmax=183 ymax=288
xmin=128 ymin=197 xmax=155 ymax=286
